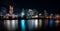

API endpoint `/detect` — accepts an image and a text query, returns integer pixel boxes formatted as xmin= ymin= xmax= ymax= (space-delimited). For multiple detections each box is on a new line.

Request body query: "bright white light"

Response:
xmin=29 ymin=9 xmax=33 ymax=12
xmin=35 ymin=19 xmax=38 ymax=28
xmin=11 ymin=20 xmax=16 ymax=29
xmin=4 ymin=20 xmax=11 ymax=30
xmin=21 ymin=12 xmax=25 ymax=16
xmin=39 ymin=13 xmax=42 ymax=16
xmin=35 ymin=15 xmax=38 ymax=18
xmin=15 ymin=20 xmax=18 ymax=29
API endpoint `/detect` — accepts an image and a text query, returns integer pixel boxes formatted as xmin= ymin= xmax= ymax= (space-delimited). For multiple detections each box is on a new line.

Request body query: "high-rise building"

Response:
xmin=26 ymin=9 xmax=38 ymax=18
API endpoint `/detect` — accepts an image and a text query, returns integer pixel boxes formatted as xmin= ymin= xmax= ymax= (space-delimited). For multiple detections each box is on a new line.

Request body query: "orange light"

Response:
xmin=56 ymin=19 xmax=60 ymax=27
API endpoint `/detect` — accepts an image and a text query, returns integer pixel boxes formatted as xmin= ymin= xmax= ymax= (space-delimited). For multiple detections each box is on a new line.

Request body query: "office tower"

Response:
xmin=26 ymin=9 xmax=34 ymax=18
xmin=21 ymin=8 xmax=25 ymax=18
xmin=5 ymin=5 xmax=14 ymax=18
xmin=32 ymin=9 xmax=38 ymax=18
xmin=26 ymin=9 xmax=38 ymax=18
xmin=5 ymin=5 xmax=18 ymax=19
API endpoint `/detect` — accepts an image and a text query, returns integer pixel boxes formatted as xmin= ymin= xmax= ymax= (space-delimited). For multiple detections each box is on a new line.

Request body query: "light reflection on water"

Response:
xmin=39 ymin=19 xmax=42 ymax=28
xmin=21 ymin=19 xmax=26 ymax=31
xmin=27 ymin=19 xmax=35 ymax=31
xmin=4 ymin=20 xmax=18 ymax=31
xmin=49 ymin=19 xmax=56 ymax=28
xmin=3 ymin=18 xmax=59 ymax=31
xmin=50 ymin=19 xmax=53 ymax=28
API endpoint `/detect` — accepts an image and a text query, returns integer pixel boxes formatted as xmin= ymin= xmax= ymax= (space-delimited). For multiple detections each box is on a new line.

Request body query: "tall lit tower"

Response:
xmin=21 ymin=8 xmax=25 ymax=18
xmin=9 ymin=5 xmax=14 ymax=14
xmin=26 ymin=9 xmax=38 ymax=18
xmin=4 ymin=5 xmax=18 ymax=31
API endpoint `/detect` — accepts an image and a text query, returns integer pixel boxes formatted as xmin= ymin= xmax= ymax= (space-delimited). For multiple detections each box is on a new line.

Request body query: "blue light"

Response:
xmin=21 ymin=11 xmax=25 ymax=17
xmin=53 ymin=19 xmax=56 ymax=27
xmin=50 ymin=19 xmax=53 ymax=28
xmin=21 ymin=8 xmax=25 ymax=17
xmin=21 ymin=19 xmax=26 ymax=31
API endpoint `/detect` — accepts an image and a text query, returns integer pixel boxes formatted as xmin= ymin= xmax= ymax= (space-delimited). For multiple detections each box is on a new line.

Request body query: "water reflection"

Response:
xmin=4 ymin=20 xmax=18 ymax=31
xmin=4 ymin=20 xmax=11 ymax=31
xmin=49 ymin=19 xmax=53 ymax=28
xmin=11 ymin=20 xmax=18 ymax=30
xmin=21 ymin=19 xmax=26 ymax=31
xmin=27 ymin=19 xmax=35 ymax=31
xmin=39 ymin=19 xmax=42 ymax=28
xmin=34 ymin=19 xmax=38 ymax=29
xmin=56 ymin=19 xmax=60 ymax=27
xmin=2 ymin=18 xmax=60 ymax=31
xmin=27 ymin=19 xmax=38 ymax=31
xmin=44 ymin=19 xmax=49 ymax=28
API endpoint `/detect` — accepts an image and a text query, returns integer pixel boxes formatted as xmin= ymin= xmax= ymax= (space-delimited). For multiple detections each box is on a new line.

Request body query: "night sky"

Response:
xmin=0 ymin=0 xmax=60 ymax=14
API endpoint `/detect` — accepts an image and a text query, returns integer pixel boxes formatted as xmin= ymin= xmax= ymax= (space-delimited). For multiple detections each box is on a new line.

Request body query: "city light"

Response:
xmin=27 ymin=19 xmax=35 ymax=30
xmin=21 ymin=19 xmax=26 ymax=31
xmin=39 ymin=19 xmax=42 ymax=28
xmin=4 ymin=20 xmax=18 ymax=31
xmin=0 ymin=5 xmax=60 ymax=31
xmin=35 ymin=19 xmax=38 ymax=28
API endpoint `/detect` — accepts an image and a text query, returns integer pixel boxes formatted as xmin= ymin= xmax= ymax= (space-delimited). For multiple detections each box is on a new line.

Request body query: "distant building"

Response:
xmin=26 ymin=9 xmax=38 ymax=18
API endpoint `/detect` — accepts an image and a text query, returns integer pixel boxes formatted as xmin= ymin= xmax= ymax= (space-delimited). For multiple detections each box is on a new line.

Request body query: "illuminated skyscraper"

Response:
xmin=26 ymin=9 xmax=38 ymax=18
xmin=4 ymin=5 xmax=18 ymax=31
xmin=21 ymin=8 xmax=25 ymax=18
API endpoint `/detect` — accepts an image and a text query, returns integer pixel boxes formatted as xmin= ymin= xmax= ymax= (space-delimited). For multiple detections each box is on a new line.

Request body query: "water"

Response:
xmin=27 ymin=19 xmax=35 ymax=31
xmin=4 ymin=20 xmax=18 ymax=31
xmin=34 ymin=19 xmax=38 ymax=29
xmin=50 ymin=19 xmax=53 ymax=28
xmin=21 ymin=19 xmax=26 ymax=31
